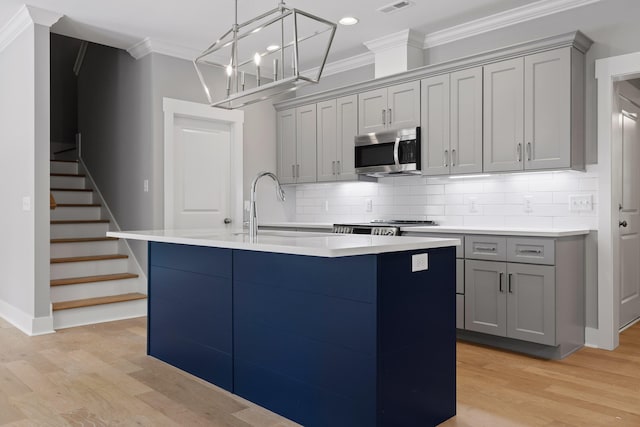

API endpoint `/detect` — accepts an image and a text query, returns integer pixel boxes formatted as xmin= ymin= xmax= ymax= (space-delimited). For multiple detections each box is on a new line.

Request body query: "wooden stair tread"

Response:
xmin=55 ymin=203 xmax=101 ymax=207
xmin=50 ymin=159 xmax=78 ymax=163
xmin=51 ymin=254 xmax=128 ymax=264
xmin=50 ymin=173 xmax=86 ymax=177
xmin=52 ymin=293 xmax=147 ymax=311
xmin=51 ymin=237 xmax=118 ymax=243
xmin=50 ymin=188 xmax=93 ymax=192
xmin=51 ymin=219 xmax=109 ymax=224
xmin=51 ymin=273 xmax=139 ymax=286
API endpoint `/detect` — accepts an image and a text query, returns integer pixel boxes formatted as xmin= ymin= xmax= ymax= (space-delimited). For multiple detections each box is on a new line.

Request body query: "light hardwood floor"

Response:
xmin=0 ymin=316 xmax=638 ymax=427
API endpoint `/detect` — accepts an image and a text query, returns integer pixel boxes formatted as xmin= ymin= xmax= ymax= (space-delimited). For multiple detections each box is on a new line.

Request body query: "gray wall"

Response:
xmin=50 ymin=34 xmax=81 ymax=145
xmin=78 ymin=47 xmax=290 ymax=272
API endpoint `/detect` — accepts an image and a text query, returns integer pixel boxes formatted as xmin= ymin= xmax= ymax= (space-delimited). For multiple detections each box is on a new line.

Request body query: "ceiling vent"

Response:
xmin=377 ymin=1 xmax=415 ymax=14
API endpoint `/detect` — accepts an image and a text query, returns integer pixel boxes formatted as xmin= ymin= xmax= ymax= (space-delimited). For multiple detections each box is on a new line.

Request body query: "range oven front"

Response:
xmin=354 ymin=127 xmax=421 ymax=176
xmin=333 ymin=220 xmax=437 ymax=236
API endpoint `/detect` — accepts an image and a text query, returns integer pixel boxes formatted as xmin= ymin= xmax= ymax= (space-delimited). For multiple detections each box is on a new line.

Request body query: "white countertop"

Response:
xmin=260 ymin=222 xmax=591 ymax=238
xmin=107 ymin=229 xmax=460 ymax=258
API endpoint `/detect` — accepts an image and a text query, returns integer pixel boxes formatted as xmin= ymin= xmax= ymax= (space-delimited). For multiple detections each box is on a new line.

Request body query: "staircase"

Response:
xmin=50 ymin=159 xmax=146 ymax=329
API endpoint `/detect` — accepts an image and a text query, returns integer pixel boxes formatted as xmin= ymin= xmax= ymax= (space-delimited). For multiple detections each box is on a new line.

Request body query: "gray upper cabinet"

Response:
xmin=420 ymin=74 xmax=450 ymax=176
xmin=296 ymin=104 xmax=317 ymax=183
xmin=358 ymin=81 xmax=420 ymax=134
xmin=450 ymin=67 xmax=483 ymax=175
xmin=484 ymin=47 xmax=584 ymax=173
xmin=483 ymin=58 xmax=524 ymax=173
xmin=316 ymin=96 xmax=358 ymax=182
xmin=276 ymin=106 xmax=316 ymax=184
xmin=422 ymin=68 xmax=482 ymax=176
xmin=276 ymin=108 xmax=297 ymax=184
xmin=524 ymin=48 xmax=572 ymax=170
xmin=316 ymin=99 xmax=338 ymax=182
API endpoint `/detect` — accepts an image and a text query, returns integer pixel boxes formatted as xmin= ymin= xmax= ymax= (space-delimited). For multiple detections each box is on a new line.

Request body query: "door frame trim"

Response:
xmin=163 ymin=98 xmax=244 ymax=229
xmin=595 ymin=51 xmax=640 ymax=350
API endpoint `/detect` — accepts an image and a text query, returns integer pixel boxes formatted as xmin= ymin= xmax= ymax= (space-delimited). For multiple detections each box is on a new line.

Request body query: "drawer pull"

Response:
xmin=475 ymin=246 xmax=496 ymax=252
xmin=508 ymin=273 xmax=514 ymax=293
xmin=499 ymin=272 xmax=504 ymax=293
xmin=518 ymin=249 xmax=542 ymax=254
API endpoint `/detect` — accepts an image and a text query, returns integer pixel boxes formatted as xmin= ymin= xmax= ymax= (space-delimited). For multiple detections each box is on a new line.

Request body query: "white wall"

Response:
xmin=0 ymin=16 xmax=53 ymax=334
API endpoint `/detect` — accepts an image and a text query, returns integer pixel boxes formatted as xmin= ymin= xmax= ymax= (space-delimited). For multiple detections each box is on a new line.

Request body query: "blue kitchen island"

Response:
xmin=108 ymin=229 xmax=459 ymax=427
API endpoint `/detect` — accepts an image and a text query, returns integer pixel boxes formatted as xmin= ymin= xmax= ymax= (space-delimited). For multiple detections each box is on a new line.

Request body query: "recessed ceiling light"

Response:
xmin=339 ymin=16 xmax=359 ymax=26
xmin=266 ymin=44 xmax=280 ymax=52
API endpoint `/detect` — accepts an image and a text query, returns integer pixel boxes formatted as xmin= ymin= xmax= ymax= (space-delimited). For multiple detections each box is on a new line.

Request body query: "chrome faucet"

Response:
xmin=249 ymin=171 xmax=286 ymax=240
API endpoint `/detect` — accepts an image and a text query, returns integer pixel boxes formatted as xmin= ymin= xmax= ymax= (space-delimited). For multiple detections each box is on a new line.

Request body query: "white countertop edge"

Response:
xmin=259 ymin=222 xmax=591 ymax=237
xmin=107 ymin=230 xmax=460 ymax=258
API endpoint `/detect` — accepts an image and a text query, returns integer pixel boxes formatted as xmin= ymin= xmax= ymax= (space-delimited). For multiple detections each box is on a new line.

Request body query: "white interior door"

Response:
xmin=618 ymin=90 xmax=640 ymax=328
xmin=163 ymin=98 xmax=243 ymax=231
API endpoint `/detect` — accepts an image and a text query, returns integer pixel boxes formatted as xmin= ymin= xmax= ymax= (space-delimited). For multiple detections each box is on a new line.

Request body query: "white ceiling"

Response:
xmin=0 ymin=0 xmax=583 ymax=65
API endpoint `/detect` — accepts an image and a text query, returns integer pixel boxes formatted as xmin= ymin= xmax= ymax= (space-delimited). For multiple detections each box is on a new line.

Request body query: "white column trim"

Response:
xmin=592 ymin=51 xmax=640 ymax=350
xmin=0 ymin=5 xmax=62 ymax=53
xmin=162 ymin=98 xmax=244 ymax=230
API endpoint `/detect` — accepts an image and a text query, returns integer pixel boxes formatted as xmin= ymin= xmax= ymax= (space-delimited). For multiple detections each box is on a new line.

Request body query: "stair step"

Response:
xmin=51 ymin=273 xmax=139 ymax=287
xmin=50 ymin=159 xmax=78 ymax=163
xmin=51 ymin=237 xmax=118 ymax=244
xmin=51 ymin=219 xmax=109 ymax=225
xmin=50 ymin=173 xmax=86 ymax=177
xmin=51 ymin=254 xmax=128 ymax=264
xmin=50 ymin=188 xmax=92 ymax=192
xmin=52 ymin=293 xmax=147 ymax=311
xmin=50 ymin=204 xmax=101 ymax=221
xmin=56 ymin=204 xmax=101 ymax=207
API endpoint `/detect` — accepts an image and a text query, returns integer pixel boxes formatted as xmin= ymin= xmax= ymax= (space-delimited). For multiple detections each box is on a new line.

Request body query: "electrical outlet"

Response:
xmin=412 ymin=253 xmax=429 ymax=272
xmin=569 ymin=194 xmax=593 ymax=212
xmin=366 ymin=199 xmax=373 ymax=212
xmin=469 ymin=197 xmax=478 ymax=213
xmin=144 ymin=179 xmax=149 ymax=192
xmin=22 ymin=196 xmax=31 ymax=211
xmin=524 ymin=195 xmax=533 ymax=213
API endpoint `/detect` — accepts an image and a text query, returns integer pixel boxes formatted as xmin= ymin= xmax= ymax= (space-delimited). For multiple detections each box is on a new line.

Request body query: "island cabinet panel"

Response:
xmin=233 ymin=252 xmax=378 ymax=427
xmin=376 ymin=246 xmax=456 ymax=427
xmin=233 ymin=247 xmax=456 ymax=427
xmin=148 ymin=242 xmax=233 ymax=391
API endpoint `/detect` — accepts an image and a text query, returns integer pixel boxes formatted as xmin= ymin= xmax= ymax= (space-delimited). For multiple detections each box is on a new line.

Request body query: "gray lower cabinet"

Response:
xmin=465 ymin=260 xmax=555 ymax=346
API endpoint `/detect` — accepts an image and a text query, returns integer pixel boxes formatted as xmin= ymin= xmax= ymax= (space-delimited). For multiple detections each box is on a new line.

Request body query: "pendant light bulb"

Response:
xmin=254 ymin=52 xmax=261 ymax=66
xmin=226 ymin=64 xmax=233 ymax=76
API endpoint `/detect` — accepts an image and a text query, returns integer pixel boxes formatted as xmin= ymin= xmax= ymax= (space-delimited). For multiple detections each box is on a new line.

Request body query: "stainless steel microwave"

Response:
xmin=354 ymin=127 xmax=421 ymax=176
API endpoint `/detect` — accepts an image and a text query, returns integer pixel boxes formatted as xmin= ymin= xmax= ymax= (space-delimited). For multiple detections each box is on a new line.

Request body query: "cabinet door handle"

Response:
xmin=452 ymin=149 xmax=456 ymax=167
xmin=388 ymin=108 xmax=392 ymax=125
xmin=296 ymin=164 xmax=300 ymax=178
xmin=508 ymin=273 xmax=514 ymax=293
xmin=517 ymin=143 xmax=522 ymax=162
xmin=382 ymin=109 xmax=386 ymax=125
xmin=444 ymin=149 xmax=449 ymax=167
xmin=337 ymin=160 xmax=341 ymax=174
xmin=499 ymin=272 xmax=504 ymax=293
xmin=527 ymin=142 xmax=532 ymax=161
xmin=332 ymin=161 xmax=336 ymax=175
xmin=292 ymin=164 xmax=295 ymax=178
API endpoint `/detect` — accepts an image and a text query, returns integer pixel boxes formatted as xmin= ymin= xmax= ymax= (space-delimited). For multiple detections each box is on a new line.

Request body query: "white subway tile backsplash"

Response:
xmin=293 ymin=170 xmax=599 ymax=228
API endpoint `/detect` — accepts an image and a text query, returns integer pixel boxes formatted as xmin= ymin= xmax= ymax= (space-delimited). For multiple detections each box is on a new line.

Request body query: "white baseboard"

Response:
xmin=0 ymin=298 xmax=54 ymax=336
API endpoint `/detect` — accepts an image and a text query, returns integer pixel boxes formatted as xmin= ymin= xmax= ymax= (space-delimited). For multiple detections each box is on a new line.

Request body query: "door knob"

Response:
xmin=619 ymin=220 xmax=628 ymax=228
xmin=224 ymin=218 xmax=232 ymax=224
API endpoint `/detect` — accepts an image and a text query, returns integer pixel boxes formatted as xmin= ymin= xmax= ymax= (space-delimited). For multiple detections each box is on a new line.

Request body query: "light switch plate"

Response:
xmin=22 ymin=196 xmax=31 ymax=211
xmin=412 ymin=253 xmax=429 ymax=272
xmin=569 ymin=194 xmax=593 ymax=212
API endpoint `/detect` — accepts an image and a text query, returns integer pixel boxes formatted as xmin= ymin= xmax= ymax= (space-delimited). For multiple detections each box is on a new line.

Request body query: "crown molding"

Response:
xmin=127 ymin=37 xmax=201 ymax=61
xmin=423 ymin=0 xmax=600 ymax=49
xmin=364 ymin=28 xmax=425 ymax=53
xmin=0 ymin=5 xmax=62 ymax=53
xmin=304 ymin=51 xmax=374 ymax=78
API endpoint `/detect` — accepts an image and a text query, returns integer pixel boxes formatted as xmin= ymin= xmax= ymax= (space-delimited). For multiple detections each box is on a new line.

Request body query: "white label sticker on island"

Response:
xmin=412 ymin=253 xmax=429 ymax=272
